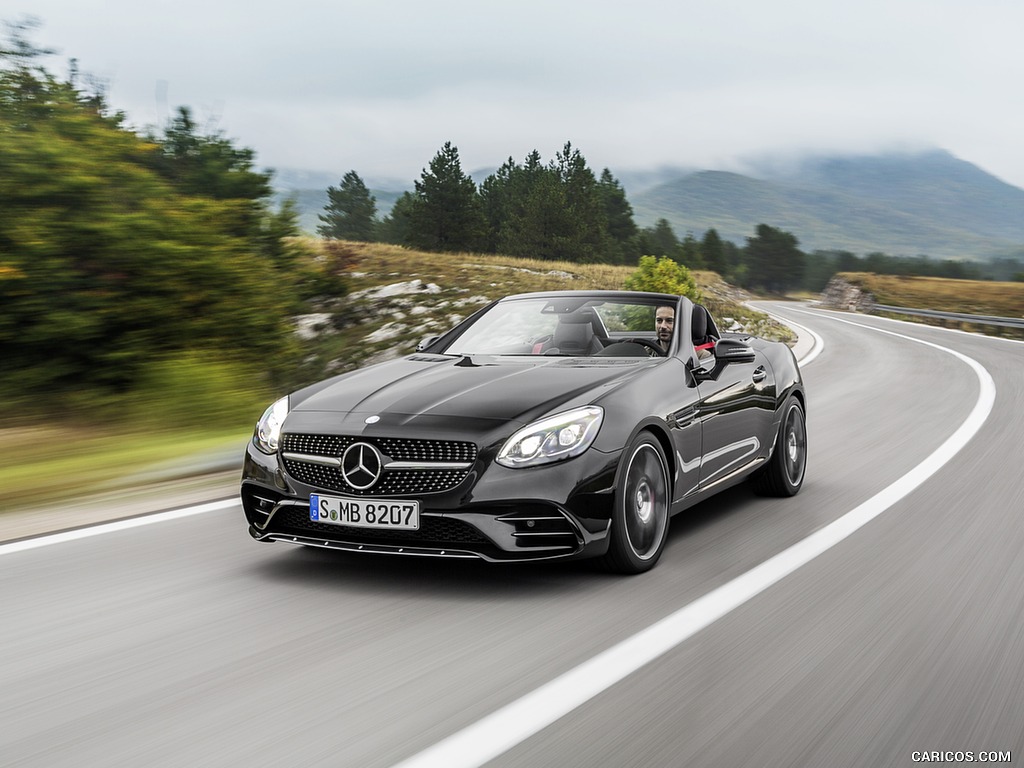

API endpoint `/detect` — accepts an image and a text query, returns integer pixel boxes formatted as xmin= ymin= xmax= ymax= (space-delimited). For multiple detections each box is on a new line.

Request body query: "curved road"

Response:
xmin=2 ymin=305 xmax=1022 ymax=768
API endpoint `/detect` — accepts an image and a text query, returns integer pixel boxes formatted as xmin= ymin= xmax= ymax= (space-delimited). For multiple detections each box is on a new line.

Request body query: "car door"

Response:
xmin=663 ymin=367 xmax=703 ymax=502
xmin=694 ymin=347 xmax=776 ymax=487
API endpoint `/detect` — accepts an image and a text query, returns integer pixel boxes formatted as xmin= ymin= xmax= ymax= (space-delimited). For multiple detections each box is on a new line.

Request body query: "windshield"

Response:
xmin=442 ymin=296 xmax=677 ymax=357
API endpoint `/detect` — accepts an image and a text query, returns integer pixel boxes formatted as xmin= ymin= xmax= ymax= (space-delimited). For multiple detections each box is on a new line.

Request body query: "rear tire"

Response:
xmin=600 ymin=433 xmax=671 ymax=574
xmin=751 ymin=396 xmax=806 ymax=497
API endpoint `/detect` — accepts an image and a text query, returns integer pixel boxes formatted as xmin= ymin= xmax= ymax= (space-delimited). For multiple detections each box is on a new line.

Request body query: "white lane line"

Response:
xmin=763 ymin=305 xmax=825 ymax=367
xmin=394 ymin=314 xmax=997 ymax=768
xmin=0 ymin=498 xmax=238 ymax=556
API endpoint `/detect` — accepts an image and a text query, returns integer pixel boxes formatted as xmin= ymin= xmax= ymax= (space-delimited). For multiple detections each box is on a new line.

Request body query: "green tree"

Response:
xmin=742 ymin=224 xmax=805 ymax=294
xmin=624 ymin=255 xmax=702 ymax=302
xmin=145 ymin=106 xmax=272 ymax=239
xmin=803 ymin=249 xmax=855 ymax=292
xmin=377 ymin=191 xmax=415 ymax=245
xmin=318 ymin=170 xmax=377 ymax=240
xmin=478 ymin=156 xmax=519 ymax=253
xmin=478 ymin=145 xmax=635 ymax=264
xmin=0 ymin=26 xmax=303 ymax=411
xmin=407 ymin=141 xmax=485 ymax=252
xmin=721 ymin=239 xmax=744 ymax=282
xmin=597 ymin=168 xmax=639 ymax=263
xmin=679 ymin=232 xmax=704 ymax=269
xmin=551 ymin=142 xmax=610 ymax=262
xmin=700 ymin=228 xmax=726 ymax=275
xmin=258 ymin=197 xmax=317 ymax=295
xmin=482 ymin=149 xmax=568 ymax=259
xmin=641 ymin=219 xmax=681 ymax=259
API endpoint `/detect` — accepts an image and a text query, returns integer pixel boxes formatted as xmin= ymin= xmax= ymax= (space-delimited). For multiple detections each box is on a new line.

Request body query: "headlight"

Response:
xmin=253 ymin=396 xmax=289 ymax=454
xmin=496 ymin=406 xmax=604 ymax=468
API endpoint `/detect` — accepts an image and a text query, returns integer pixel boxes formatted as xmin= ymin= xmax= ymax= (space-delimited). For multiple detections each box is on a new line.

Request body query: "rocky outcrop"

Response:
xmin=821 ymin=277 xmax=875 ymax=311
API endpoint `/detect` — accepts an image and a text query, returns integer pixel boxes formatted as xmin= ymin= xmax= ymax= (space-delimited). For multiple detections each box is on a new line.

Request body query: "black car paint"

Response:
xmin=241 ymin=291 xmax=805 ymax=564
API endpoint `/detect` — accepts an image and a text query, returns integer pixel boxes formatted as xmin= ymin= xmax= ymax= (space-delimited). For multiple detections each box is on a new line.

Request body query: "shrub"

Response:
xmin=124 ymin=352 xmax=273 ymax=430
xmin=625 ymin=255 xmax=702 ymax=301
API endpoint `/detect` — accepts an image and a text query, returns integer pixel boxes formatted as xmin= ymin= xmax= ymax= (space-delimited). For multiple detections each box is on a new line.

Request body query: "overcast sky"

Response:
xmin=12 ymin=0 xmax=1024 ymax=189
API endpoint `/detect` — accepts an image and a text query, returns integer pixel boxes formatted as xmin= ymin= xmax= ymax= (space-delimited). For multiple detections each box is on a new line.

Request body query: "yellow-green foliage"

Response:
xmin=624 ymin=255 xmax=702 ymax=301
xmin=0 ymin=63 xmax=301 ymax=413
xmin=125 ymin=352 xmax=273 ymax=430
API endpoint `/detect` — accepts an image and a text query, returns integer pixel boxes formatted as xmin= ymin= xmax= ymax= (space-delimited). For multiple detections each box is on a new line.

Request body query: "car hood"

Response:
xmin=288 ymin=354 xmax=655 ymax=430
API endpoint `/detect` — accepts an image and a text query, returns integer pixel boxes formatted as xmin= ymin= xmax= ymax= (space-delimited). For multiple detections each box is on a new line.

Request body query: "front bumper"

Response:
xmin=241 ymin=439 xmax=621 ymax=562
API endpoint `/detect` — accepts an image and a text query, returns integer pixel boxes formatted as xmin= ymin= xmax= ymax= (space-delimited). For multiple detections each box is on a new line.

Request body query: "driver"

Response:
xmin=655 ymin=305 xmax=675 ymax=352
xmin=655 ymin=304 xmax=713 ymax=358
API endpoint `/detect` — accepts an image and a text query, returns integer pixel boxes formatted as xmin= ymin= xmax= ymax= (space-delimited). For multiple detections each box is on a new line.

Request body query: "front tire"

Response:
xmin=751 ymin=396 xmax=806 ymax=497
xmin=600 ymin=433 xmax=671 ymax=574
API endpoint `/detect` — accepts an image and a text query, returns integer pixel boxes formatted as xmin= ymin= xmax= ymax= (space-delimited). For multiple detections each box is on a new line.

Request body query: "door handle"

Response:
xmin=752 ymin=366 xmax=767 ymax=383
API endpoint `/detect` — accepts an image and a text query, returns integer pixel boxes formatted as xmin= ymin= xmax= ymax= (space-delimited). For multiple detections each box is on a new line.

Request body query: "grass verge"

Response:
xmin=837 ymin=272 xmax=1024 ymax=316
xmin=0 ymin=426 xmax=249 ymax=513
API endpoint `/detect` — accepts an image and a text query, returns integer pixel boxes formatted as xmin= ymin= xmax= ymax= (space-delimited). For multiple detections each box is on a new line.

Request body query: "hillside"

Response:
xmin=782 ymin=152 xmax=1024 ymax=243
xmin=290 ymin=241 xmax=793 ymax=382
xmin=631 ymin=151 xmax=1024 ymax=259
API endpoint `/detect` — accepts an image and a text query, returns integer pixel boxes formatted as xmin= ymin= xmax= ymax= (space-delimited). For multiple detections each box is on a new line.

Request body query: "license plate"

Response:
xmin=310 ymin=494 xmax=420 ymax=530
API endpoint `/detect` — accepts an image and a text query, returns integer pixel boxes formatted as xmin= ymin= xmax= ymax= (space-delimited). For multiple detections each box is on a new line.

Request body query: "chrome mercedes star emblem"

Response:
xmin=340 ymin=442 xmax=383 ymax=490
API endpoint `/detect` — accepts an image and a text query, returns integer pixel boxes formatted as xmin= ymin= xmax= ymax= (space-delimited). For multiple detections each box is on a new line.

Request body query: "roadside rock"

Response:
xmin=293 ymin=313 xmax=336 ymax=340
xmin=821 ymin=276 xmax=875 ymax=311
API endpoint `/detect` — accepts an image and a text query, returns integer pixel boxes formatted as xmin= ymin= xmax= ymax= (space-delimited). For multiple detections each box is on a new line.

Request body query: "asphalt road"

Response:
xmin=2 ymin=305 xmax=1022 ymax=768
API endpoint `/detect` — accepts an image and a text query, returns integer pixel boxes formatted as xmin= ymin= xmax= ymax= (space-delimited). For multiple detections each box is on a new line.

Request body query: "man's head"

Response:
xmin=655 ymin=305 xmax=675 ymax=350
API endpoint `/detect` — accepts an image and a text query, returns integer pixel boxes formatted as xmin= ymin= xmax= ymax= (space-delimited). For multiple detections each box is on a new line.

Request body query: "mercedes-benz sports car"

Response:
xmin=241 ymin=290 xmax=807 ymax=573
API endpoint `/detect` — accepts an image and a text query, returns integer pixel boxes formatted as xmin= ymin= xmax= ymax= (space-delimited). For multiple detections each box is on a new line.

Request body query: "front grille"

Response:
xmin=282 ymin=460 xmax=471 ymax=496
xmin=272 ymin=506 xmax=490 ymax=545
xmin=282 ymin=434 xmax=476 ymax=463
xmin=280 ymin=433 xmax=478 ymax=496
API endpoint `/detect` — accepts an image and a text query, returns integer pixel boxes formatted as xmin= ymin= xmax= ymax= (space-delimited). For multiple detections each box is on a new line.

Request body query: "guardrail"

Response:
xmin=872 ymin=304 xmax=1024 ymax=329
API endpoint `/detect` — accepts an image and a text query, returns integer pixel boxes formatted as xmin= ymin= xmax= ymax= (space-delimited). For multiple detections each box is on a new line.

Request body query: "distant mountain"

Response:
xmin=771 ymin=151 xmax=1024 ymax=244
xmin=631 ymin=150 xmax=1024 ymax=259
xmin=272 ymin=150 xmax=1024 ymax=259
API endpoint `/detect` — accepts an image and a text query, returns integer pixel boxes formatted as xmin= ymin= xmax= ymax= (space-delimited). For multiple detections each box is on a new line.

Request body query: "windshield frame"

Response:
xmin=434 ymin=292 xmax=685 ymax=358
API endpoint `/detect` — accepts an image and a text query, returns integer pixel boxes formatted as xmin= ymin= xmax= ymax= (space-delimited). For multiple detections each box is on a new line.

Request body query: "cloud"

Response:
xmin=14 ymin=0 xmax=1024 ymax=188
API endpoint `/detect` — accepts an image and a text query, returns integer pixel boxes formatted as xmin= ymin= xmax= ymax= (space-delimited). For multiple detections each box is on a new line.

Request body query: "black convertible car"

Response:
xmin=241 ymin=290 xmax=806 ymax=573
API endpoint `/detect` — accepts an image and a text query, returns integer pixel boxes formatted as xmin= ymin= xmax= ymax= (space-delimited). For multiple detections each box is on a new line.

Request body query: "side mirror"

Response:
xmin=714 ymin=338 xmax=756 ymax=364
xmin=416 ymin=335 xmax=441 ymax=352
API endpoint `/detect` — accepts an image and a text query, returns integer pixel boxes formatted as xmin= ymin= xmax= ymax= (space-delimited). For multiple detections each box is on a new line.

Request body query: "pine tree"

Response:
xmin=743 ymin=224 xmax=805 ymax=293
xmin=646 ymin=219 xmax=681 ymax=257
xmin=700 ymin=228 xmax=726 ymax=275
xmin=597 ymin=168 xmax=639 ymax=263
xmin=377 ymin=191 xmax=414 ymax=245
xmin=479 ymin=157 xmax=517 ymax=253
xmin=552 ymin=142 xmax=610 ymax=262
xmin=318 ymin=170 xmax=377 ymax=241
xmin=407 ymin=142 xmax=485 ymax=252
xmin=680 ymin=232 xmax=705 ymax=269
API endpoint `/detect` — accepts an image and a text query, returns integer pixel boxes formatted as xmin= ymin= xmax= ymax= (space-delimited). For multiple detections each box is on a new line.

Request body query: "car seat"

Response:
xmin=548 ymin=313 xmax=604 ymax=356
xmin=692 ymin=305 xmax=717 ymax=354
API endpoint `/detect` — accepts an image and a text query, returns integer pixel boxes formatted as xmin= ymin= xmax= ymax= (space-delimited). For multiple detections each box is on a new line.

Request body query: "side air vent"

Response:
xmin=496 ymin=506 xmax=581 ymax=551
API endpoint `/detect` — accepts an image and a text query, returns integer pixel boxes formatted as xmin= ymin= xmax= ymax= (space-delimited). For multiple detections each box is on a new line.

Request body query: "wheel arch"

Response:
xmin=615 ymin=420 xmax=676 ymax=500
